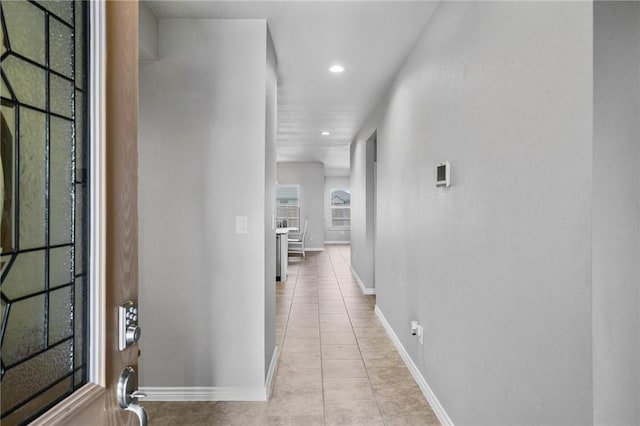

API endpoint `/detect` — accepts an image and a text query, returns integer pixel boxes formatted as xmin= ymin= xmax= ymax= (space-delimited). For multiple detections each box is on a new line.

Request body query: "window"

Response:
xmin=276 ymin=185 xmax=299 ymax=229
xmin=0 ymin=1 xmax=89 ymax=424
xmin=330 ymin=189 xmax=350 ymax=228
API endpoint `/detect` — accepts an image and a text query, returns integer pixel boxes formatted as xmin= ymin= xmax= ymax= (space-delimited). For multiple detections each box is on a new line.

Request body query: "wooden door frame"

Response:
xmin=30 ymin=1 xmax=139 ymax=424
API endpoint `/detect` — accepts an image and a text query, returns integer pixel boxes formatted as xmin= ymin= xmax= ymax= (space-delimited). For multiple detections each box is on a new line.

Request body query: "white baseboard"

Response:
xmin=304 ymin=247 xmax=325 ymax=252
xmin=374 ymin=305 xmax=454 ymax=426
xmin=140 ymin=386 xmax=268 ymax=401
xmin=350 ymin=265 xmax=376 ymax=295
xmin=324 ymin=241 xmax=350 ymax=245
xmin=265 ymin=345 xmax=279 ymax=399
xmin=141 ymin=347 xmax=280 ymax=402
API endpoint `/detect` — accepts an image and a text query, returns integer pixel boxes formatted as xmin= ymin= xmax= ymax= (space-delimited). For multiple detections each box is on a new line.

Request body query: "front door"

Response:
xmin=0 ymin=1 xmax=140 ymax=424
xmin=103 ymin=1 xmax=140 ymax=424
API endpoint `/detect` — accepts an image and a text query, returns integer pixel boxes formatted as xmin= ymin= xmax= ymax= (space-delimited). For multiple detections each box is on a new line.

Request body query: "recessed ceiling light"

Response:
xmin=329 ymin=65 xmax=344 ymax=73
xmin=321 ymin=131 xmax=331 ymax=136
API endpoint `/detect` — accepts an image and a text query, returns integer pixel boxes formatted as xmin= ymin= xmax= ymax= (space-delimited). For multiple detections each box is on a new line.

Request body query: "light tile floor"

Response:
xmin=144 ymin=245 xmax=439 ymax=425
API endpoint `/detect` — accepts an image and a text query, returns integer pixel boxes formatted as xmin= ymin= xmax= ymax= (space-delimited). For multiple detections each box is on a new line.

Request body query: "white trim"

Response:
xmin=374 ymin=306 xmax=454 ymax=426
xmin=31 ymin=384 xmax=104 ymax=426
xmin=324 ymin=241 xmax=351 ymax=245
xmin=265 ymin=345 xmax=279 ymax=399
xmin=304 ymin=247 xmax=325 ymax=252
xmin=141 ymin=347 xmax=280 ymax=402
xmin=88 ymin=0 xmax=107 ymax=388
xmin=140 ymin=387 xmax=269 ymax=402
xmin=350 ymin=265 xmax=376 ymax=295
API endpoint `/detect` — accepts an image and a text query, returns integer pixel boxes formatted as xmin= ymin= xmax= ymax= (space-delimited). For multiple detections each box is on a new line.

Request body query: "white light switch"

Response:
xmin=236 ymin=216 xmax=248 ymax=234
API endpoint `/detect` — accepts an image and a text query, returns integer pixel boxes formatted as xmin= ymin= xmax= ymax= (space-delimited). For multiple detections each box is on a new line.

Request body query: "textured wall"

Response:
xmin=139 ymin=19 xmax=273 ymax=390
xmin=593 ymin=2 xmax=640 ymax=423
xmin=350 ymin=131 xmax=376 ymax=290
xmin=351 ymin=2 xmax=593 ymax=423
xmin=139 ymin=2 xmax=158 ymax=62
xmin=264 ymin=28 xmax=278 ymax=378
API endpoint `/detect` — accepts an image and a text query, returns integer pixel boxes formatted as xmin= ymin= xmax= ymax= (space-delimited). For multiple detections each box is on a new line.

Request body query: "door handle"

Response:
xmin=117 ymin=366 xmax=148 ymax=426
xmin=125 ymin=401 xmax=148 ymax=426
xmin=130 ymin=390 xmax=147 ymax=399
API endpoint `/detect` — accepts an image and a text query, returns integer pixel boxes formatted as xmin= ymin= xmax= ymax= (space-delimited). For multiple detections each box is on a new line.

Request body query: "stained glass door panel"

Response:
xmin=0 ymin=1 xmax=88 ymax=424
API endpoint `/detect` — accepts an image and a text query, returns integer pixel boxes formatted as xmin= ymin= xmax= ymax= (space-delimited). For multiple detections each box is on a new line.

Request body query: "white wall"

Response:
xmin=593 ymin=2 xmax=640 ymax=424
xmin=276 ymin=162 xmax=325 ymax=250
xmin=264 ymin=29 xmax=277 ymax=378
xmin=351 ymin=2 xmax=593 ymax=424
xmin=139 ymin=2 xmax=158 ymax=63
xmin=324 ymin=177 xmax=351 ymax=243
xmin=138 ymin=19 xmax=276 ymax=393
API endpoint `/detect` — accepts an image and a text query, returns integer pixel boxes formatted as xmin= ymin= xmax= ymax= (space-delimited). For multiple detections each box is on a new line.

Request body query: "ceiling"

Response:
xmin=146 ymin=1 xmax=439 ymax=176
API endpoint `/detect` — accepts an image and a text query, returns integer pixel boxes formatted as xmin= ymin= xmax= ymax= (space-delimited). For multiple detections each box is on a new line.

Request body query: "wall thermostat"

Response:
xmin=436 ymin=161 xmax=450 ymax=188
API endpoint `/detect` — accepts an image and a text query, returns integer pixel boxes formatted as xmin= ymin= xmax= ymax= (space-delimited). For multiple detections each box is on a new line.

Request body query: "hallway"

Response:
xmin=144 ymin=245 xmax=439 ymax=425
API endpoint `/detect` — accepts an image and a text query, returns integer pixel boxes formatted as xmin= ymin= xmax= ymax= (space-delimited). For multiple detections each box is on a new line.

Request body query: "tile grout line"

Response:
xmin=325 ymin=245 xmax=388 ymax=426
xmin=312 ymin=254 xmax=329 ymax=426
xmin=271 ymin=255 xmax=300 ymax=405
xmin=280 ymin=258 xmax=301 ymax=343
xmin=285 ymin=254 xmax=325 ymax=424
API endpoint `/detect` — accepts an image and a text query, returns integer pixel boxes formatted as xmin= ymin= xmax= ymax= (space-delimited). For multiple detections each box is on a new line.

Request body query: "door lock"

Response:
xmin=126 ymin=324 xmax=141 ymax=346
xmin=119 ymin=300 xmax=141 ymax=351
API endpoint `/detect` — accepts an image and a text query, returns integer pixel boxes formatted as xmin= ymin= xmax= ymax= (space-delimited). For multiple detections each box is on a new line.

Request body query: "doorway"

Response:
xmin=366 ymin=131 xmax=377 ymax=291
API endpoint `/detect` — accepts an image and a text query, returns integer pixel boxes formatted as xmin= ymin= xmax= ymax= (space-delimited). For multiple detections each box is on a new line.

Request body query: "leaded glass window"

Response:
xmin=0 ymin=1 xmax=88 ymax=424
